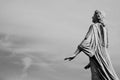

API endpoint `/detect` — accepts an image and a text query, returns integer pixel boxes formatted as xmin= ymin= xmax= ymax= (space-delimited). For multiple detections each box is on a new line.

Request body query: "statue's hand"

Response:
xmin=84 ymin=66 xmax=89 ymax=69
xmin=64 ymin=56 xmax=75 ymax=61
xmin=84 ymin=63 xmax=90 ymax=69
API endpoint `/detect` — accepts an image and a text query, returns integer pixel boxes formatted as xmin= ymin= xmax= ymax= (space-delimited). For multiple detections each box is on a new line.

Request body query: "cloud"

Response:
xmin=22 ymin=57 xmax=32 ymax=72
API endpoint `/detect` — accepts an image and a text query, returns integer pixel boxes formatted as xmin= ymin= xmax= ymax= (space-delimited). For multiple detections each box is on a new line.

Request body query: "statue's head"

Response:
xmin=92 ymin=10 xmax=105 ymax=24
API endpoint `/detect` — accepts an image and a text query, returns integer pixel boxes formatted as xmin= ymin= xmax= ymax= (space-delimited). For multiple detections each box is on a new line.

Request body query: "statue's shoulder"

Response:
xmin=92 ymin=23 xmax=102 ymax=28
xmin=89 ymin=24 xmax=96 ymax=29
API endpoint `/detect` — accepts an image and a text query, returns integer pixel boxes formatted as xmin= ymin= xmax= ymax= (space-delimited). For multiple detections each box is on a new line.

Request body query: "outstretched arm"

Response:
xmin=64 ymin=45 xmax=82 ymax=61
xmin=64 ymin=25 xmax=94 ymax=61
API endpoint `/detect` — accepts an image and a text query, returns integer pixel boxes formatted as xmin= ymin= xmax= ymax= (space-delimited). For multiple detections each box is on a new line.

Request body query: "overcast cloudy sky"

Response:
xmin=0 ymin=0 xmax=120 ymax=80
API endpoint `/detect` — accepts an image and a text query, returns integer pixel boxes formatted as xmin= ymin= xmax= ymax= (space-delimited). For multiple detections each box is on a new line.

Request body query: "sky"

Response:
xmin=0 ymin=0 xmax=120 ymax=80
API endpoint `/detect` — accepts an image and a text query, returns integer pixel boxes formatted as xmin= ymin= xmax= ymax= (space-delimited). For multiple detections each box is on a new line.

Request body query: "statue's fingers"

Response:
xmin=65 ymin=57 xmax=69 ymax=60
xmin=64 ymin=58 xmax=67 ymax=60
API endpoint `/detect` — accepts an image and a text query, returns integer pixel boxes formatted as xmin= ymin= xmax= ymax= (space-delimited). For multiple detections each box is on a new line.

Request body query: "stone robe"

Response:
xmin=79 ymin=23 xmax=119 ymax=80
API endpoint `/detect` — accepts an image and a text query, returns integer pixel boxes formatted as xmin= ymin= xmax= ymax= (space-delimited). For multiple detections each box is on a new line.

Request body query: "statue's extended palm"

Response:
xmin=64 ymin=56 xmax=75 ymax=61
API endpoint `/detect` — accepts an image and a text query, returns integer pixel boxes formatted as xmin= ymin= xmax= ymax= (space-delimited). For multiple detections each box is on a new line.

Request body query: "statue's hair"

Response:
xmin=94 ymin=10 xmax=105 ymax=27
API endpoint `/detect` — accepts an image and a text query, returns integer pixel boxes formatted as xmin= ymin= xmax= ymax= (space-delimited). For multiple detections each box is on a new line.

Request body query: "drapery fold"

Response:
xmin=79 ymin=23 xmax=119 ymax=80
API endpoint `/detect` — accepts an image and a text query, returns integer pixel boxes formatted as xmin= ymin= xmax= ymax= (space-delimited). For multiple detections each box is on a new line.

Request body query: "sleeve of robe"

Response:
xmin=78 ymin=24 xmax=96 ymax=57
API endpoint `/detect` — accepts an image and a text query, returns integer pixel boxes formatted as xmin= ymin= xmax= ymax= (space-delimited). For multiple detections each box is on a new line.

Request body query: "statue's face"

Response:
xmin=92 ymin=14 xmax=97 ymax=23
xmin=92 ymin=13 xmax=100 ymax=23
